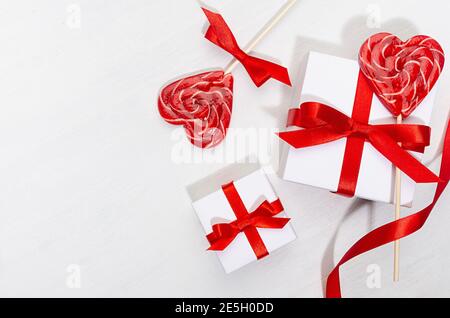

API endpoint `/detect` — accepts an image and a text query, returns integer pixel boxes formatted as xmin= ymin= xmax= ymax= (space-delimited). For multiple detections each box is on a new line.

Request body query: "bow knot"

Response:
xmin=349 ymin=119 xmax=371 ymax=137
xmin=234 ymin=215 xmax=253 ymax=231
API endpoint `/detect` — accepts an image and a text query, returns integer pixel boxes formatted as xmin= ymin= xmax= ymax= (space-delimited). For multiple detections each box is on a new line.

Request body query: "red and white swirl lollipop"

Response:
xmin=359 ymin=32 xmax=445 ymax=281
xmin=359 ymin=33 xmax=444 ymax=118
xmin=158 ymin=1 xmax=297 ymax=148
xmin=159 ymin=71 xmax=234 ymax=148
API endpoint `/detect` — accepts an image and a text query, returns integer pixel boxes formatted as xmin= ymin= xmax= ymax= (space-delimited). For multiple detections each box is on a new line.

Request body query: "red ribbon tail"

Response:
xmin=369 ymin=130 xmax=440 ymax=183
xmin=277 ymin=127 xmax=347 ymax=148
xmin=242 ymin=55 xmax=291 ymax=87
xmin=254 ymin=216 xmax=291 ymax=229
xmin=204 ymin=25 xmax=221 ymax=48
xmin=207 ymin=234 xmax=237 ymax=251
xmin=202 ymin=7 xmax=239 ymax=52
xmin=326 ymin=268 xmax=342 ymax=298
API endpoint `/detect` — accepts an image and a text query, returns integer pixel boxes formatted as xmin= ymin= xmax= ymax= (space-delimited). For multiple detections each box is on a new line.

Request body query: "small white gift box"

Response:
xmin=190 ymin=167 xmax=296 ymax=274
xmin=280 ymin=52 xmax=439 ymax=205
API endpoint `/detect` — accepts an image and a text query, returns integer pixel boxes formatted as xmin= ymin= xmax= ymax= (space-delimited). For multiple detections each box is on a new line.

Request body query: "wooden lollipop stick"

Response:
xmin=224 ymin=0 xmax=297 ymax=74
xmin=394 ymin=114 xmax=402 ymax=282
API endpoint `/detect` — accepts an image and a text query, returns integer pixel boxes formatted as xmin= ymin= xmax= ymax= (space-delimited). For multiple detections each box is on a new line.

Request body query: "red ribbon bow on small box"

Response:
xmin=207 ymin=182 xmax=290 ymax=259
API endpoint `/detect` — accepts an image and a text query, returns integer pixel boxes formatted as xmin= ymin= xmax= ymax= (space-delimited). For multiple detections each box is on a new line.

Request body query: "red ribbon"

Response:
xmin=276 ymin=68 xmax=448 ymax=297
xmin=278 ymin=72 xmax=440 ymax=196
xmin=207 ymin=182 xmax=290 ymax=259
xmin=326 ymin=119 xmax=450 ymax=297
xmin=202 ymin=8 xmax=291 ymax=88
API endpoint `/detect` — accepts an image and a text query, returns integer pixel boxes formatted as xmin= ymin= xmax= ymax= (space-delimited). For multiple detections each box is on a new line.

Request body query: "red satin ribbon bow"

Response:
xmin=278 ymin=102 xmax=439 ymax=186
xmin=207 ymin=182 xmax=290 ymax=259
xmin=202 ymin=8 xmax=291 ymax=87
xmin=278 ymin=72 xmax=440 ymax=196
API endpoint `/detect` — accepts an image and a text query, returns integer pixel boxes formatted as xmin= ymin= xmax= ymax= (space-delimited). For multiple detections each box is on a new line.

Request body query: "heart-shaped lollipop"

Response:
xmin=359 ymin=32 xmax=445 ymax=118
xmin=158 ymin=4 xmax=295 ymax=148
xmin=359 ymin=32 xmax=445 ymax=282
xmin=158 ymin=71 xmax=234 ymax=148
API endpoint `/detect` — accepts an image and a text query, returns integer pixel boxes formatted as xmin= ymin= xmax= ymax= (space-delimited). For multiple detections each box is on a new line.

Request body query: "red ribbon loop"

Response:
xmin=202 ymin=8 xmax=291 ymax=87
xmin=207 ymin=182 xmax=290 ymax=259
xmin=278 ymin=102 xmax=439 ymax=187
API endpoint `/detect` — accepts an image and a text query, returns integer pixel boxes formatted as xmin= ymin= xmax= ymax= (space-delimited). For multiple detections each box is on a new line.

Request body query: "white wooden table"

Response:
xmin=1 ymin=0 xmax=450 ymax=297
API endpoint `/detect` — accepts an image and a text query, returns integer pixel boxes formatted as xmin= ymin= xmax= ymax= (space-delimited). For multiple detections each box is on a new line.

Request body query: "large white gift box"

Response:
xmin=280 ymin=51 xmax=439 ymax=205
xmin=191 ymin=168 xmax=296 ymax=274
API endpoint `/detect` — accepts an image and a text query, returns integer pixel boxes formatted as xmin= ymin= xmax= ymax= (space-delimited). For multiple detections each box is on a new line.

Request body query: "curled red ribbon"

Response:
xmin=327 ymin=119 xmax=450 ymax=297
xmin=202 ymin=8 xmax=291 ymax=87
xmin=207 ymin=182 xmax=290 ymax=259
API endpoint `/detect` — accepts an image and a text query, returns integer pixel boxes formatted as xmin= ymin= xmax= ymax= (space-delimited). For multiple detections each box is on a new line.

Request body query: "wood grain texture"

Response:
xmin=0 ymin=0 xmax=450 ymax=297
